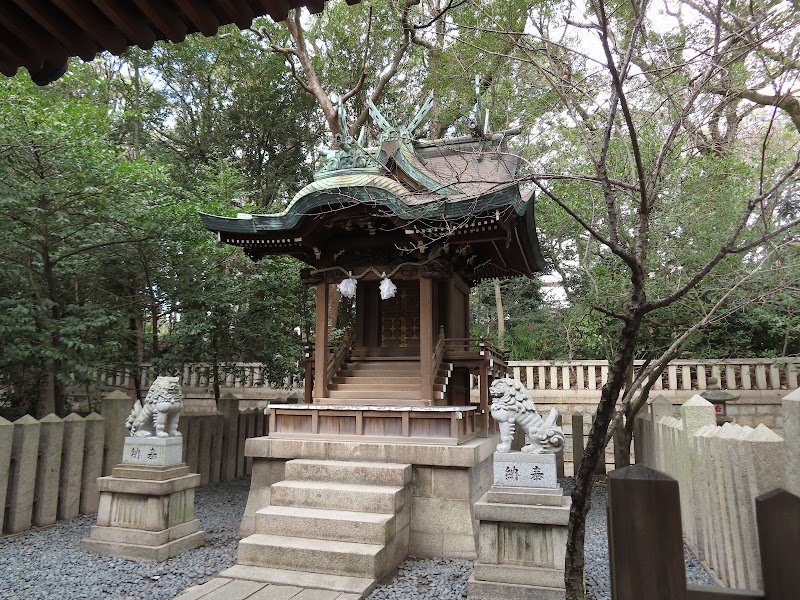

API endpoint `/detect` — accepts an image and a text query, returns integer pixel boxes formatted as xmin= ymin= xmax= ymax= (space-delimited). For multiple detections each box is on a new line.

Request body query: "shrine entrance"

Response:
xmin=379 ymin=283 xmax=420 ymax=350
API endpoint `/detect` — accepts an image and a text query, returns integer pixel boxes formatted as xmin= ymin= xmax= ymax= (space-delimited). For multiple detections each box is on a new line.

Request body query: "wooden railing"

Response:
xmin=506 ymin=358 xmax=800 ymax=393
xmin=325 ymin=332 xmax=352 ymax=386
xmin=445 ymin=337 xmax=508 ymax=368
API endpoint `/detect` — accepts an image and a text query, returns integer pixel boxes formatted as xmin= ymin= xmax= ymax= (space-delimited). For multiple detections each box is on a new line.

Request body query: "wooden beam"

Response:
xmin=314 ymin=282 xmax=329 ymax=399
xmin=11 ymin=0 xmax=98 ymax=60
xmin=0 ymin=4 xmax=67 ymax=66
xmin=216 ymin=0 xmax=256 ymax=28
xmin=131 ymin=0 xmax=187 ymax=41
xmin=419 ymin=277 xmax=433 ymax=403
xmin=49 ymin=0 xmax=127 ymax=54
xmin=172 ymin=0 xmax=219 ymax=36
xmin=92 ymin=0 xmax=157 ymax=49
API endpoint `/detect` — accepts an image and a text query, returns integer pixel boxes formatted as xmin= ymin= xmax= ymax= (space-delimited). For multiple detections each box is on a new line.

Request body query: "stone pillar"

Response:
xmin=0 ymin=417 xmax=13 ymax=533
xmin=6 ymin=415 xmax=40 ymax=534
xmin=33 ymin=414 xmax=64 ymax=527
xmin=100 ymin=390 xmax=132 ymax=476
xmin=782 ymin=387 xmax=800 ymax=496
xmin=679 ymin=395 xmax=716 ymax=551
xmin=58 ymin=413 xmax=86 ymax=521
xmin=651 ymin=395 xmax=673 ymax=471
xmin=80 ymin=412 xmax=105 ymax=515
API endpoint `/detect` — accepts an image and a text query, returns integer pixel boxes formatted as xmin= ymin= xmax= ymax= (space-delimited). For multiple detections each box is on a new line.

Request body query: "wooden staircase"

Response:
xmin=322 ymin=357 xmax=453 ymax=405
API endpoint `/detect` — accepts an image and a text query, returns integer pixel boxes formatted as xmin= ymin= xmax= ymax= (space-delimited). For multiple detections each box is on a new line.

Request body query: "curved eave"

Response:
xmin=200 ymin=181 xmax=527 ymax=235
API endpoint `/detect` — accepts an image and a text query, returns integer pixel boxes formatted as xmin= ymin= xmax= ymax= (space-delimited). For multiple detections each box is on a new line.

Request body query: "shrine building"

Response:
xmin=200 ymin=91 xmax=547 ymax=591
xmin=202 ymin=92 xmax=545 ymax=444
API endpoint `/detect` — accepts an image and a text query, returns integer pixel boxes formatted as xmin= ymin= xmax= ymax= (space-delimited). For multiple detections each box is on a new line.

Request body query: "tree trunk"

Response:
xmin=564 ymin=308 xmax=643 ymax=599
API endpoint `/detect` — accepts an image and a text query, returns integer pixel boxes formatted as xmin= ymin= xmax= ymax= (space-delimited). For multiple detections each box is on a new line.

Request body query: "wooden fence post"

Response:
xmin=756 ymin=488 xmax=800 ymax=600
xmin=572 ymin=412 xmax=584 ymax=476
xmin=607 ymin=464 xmax=687 ymax=600
xmin=613 ymin=421 xmax=626 ymax=468
xmin=218 ymin=393 xmax=239 ymax=481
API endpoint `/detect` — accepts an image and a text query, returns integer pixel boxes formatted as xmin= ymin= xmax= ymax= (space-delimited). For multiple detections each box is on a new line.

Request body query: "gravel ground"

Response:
xmin=0 ymin=476 xmax=714 ymax=600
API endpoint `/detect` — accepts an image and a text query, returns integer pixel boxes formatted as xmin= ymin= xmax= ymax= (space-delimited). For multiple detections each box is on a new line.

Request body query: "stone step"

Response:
xmin=285 ymin=459 xmax=412 ymax=487
xmin=270 ymin=480 xmax=409 ymax=514
xmin=256 ymin=505 xmax=395 ymax=544
xmin=219 ymin=564 xmax=376 ymax=596
xmin=238 ymin=533 xmax=389 ymax=579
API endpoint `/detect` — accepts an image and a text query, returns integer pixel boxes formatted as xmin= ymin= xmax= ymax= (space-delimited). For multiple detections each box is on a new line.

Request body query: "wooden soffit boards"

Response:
xmin=1 ymin=0 xmax=361 ymax=85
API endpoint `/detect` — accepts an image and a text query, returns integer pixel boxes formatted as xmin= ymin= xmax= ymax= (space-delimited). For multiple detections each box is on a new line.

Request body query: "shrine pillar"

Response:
xmin=314 ymin=282 xmax=329 ymax=399
xmin=420 ymin=277 xmax=433 ymax=403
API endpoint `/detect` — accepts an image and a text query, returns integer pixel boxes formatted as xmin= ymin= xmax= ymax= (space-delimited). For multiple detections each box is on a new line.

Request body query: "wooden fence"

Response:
xmin=1 ymin=392 xmax=264 ymax=537
xmin=607 ymin=464 xmax=798 ymax=600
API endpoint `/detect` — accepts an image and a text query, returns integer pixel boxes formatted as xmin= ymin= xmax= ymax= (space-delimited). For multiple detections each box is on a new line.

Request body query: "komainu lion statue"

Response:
xmin=490 ymin=378 xmax=565 ymax=454
xmin=126 ymin=376 xmax=184 ymax=438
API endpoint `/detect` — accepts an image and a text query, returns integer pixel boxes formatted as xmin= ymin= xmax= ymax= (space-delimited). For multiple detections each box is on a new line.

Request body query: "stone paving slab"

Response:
xmin=173 ymin=577 xmax=364 ymax=600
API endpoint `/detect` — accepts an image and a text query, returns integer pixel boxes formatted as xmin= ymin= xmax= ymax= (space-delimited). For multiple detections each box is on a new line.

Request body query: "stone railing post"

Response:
xmin=58 ymin=413 xmax=86 ymax=521
xmin=100 ymin=390 xmax=132 ymax=476
xmin=6 ymin=415 xmax=40 ymax=534
xmin=0 ymin=417 xmax=12 ymax=532
xmin=80 ymin=412 xmax=105 ymax=515
xmin=33 ymin=414 xmax=64 ymax=527
xmin=783 ymin=387 xmax=800 ymax=496
xmin=679 ymin=396 xmax=716 ymax=554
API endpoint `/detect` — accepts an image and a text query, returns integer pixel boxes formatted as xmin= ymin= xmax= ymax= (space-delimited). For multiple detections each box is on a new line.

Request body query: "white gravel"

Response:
xmin=0 ymin=476 xmax=714 ymax=599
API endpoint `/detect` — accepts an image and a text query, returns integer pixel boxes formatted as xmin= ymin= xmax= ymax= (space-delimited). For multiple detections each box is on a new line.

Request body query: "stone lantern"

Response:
xmin=700 ymin=375 xmax=740 ymax=425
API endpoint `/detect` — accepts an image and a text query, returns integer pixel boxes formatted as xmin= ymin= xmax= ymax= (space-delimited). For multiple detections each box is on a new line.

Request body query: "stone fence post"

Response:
xmin=0 ymin=417 xmax=12 ymax=533
xmin=783 ymin=387 xmax=800 ymax=496
xmin=6 ymin=415 xmax=40 ymax=534
xmin=100 ymin=390 xmax=132 ymax=475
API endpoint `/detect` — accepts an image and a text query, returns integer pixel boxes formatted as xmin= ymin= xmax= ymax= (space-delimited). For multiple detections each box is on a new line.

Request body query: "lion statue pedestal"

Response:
xmin=468 ymin=378 xmax=570 ymax=600
xmin=80 ymin=377 xmax=205 ymax=561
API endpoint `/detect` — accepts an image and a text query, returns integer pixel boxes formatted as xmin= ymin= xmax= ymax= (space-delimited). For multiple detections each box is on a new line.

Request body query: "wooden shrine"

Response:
xmin=202 ymin=89 xmax=546 ymax=445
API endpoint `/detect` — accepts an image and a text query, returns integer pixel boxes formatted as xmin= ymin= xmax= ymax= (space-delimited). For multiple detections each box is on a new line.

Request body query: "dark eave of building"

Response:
xmin=1 ymin=0 xmax=360 ymax=85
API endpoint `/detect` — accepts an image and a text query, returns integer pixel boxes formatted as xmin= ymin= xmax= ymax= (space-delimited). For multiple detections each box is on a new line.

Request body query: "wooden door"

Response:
xmin=380 ymin=283 xmax=420 ymax=349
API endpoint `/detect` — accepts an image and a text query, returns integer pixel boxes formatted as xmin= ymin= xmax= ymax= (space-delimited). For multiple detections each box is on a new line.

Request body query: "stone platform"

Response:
xmin=241 ymin=435 xmax=497 ymax=560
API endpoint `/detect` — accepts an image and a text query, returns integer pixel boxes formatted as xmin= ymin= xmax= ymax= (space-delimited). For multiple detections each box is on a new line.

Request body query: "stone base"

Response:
xmin=467 ymin=576 xmax=565 ymax=600
xmin=81 ymin=462 xmax=205 ymax=562
xmin=471 ymin=485 xmax=569 ymax=599
xmin=241 ymin=435 xmax=498 ymax=559
xmin=80 ymin=528 xmax=205 ymax=561
xmin=122 ymin=436 xmax=183 ymax=467
xmin=493 ymin=451 xmax=558 ymax=488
